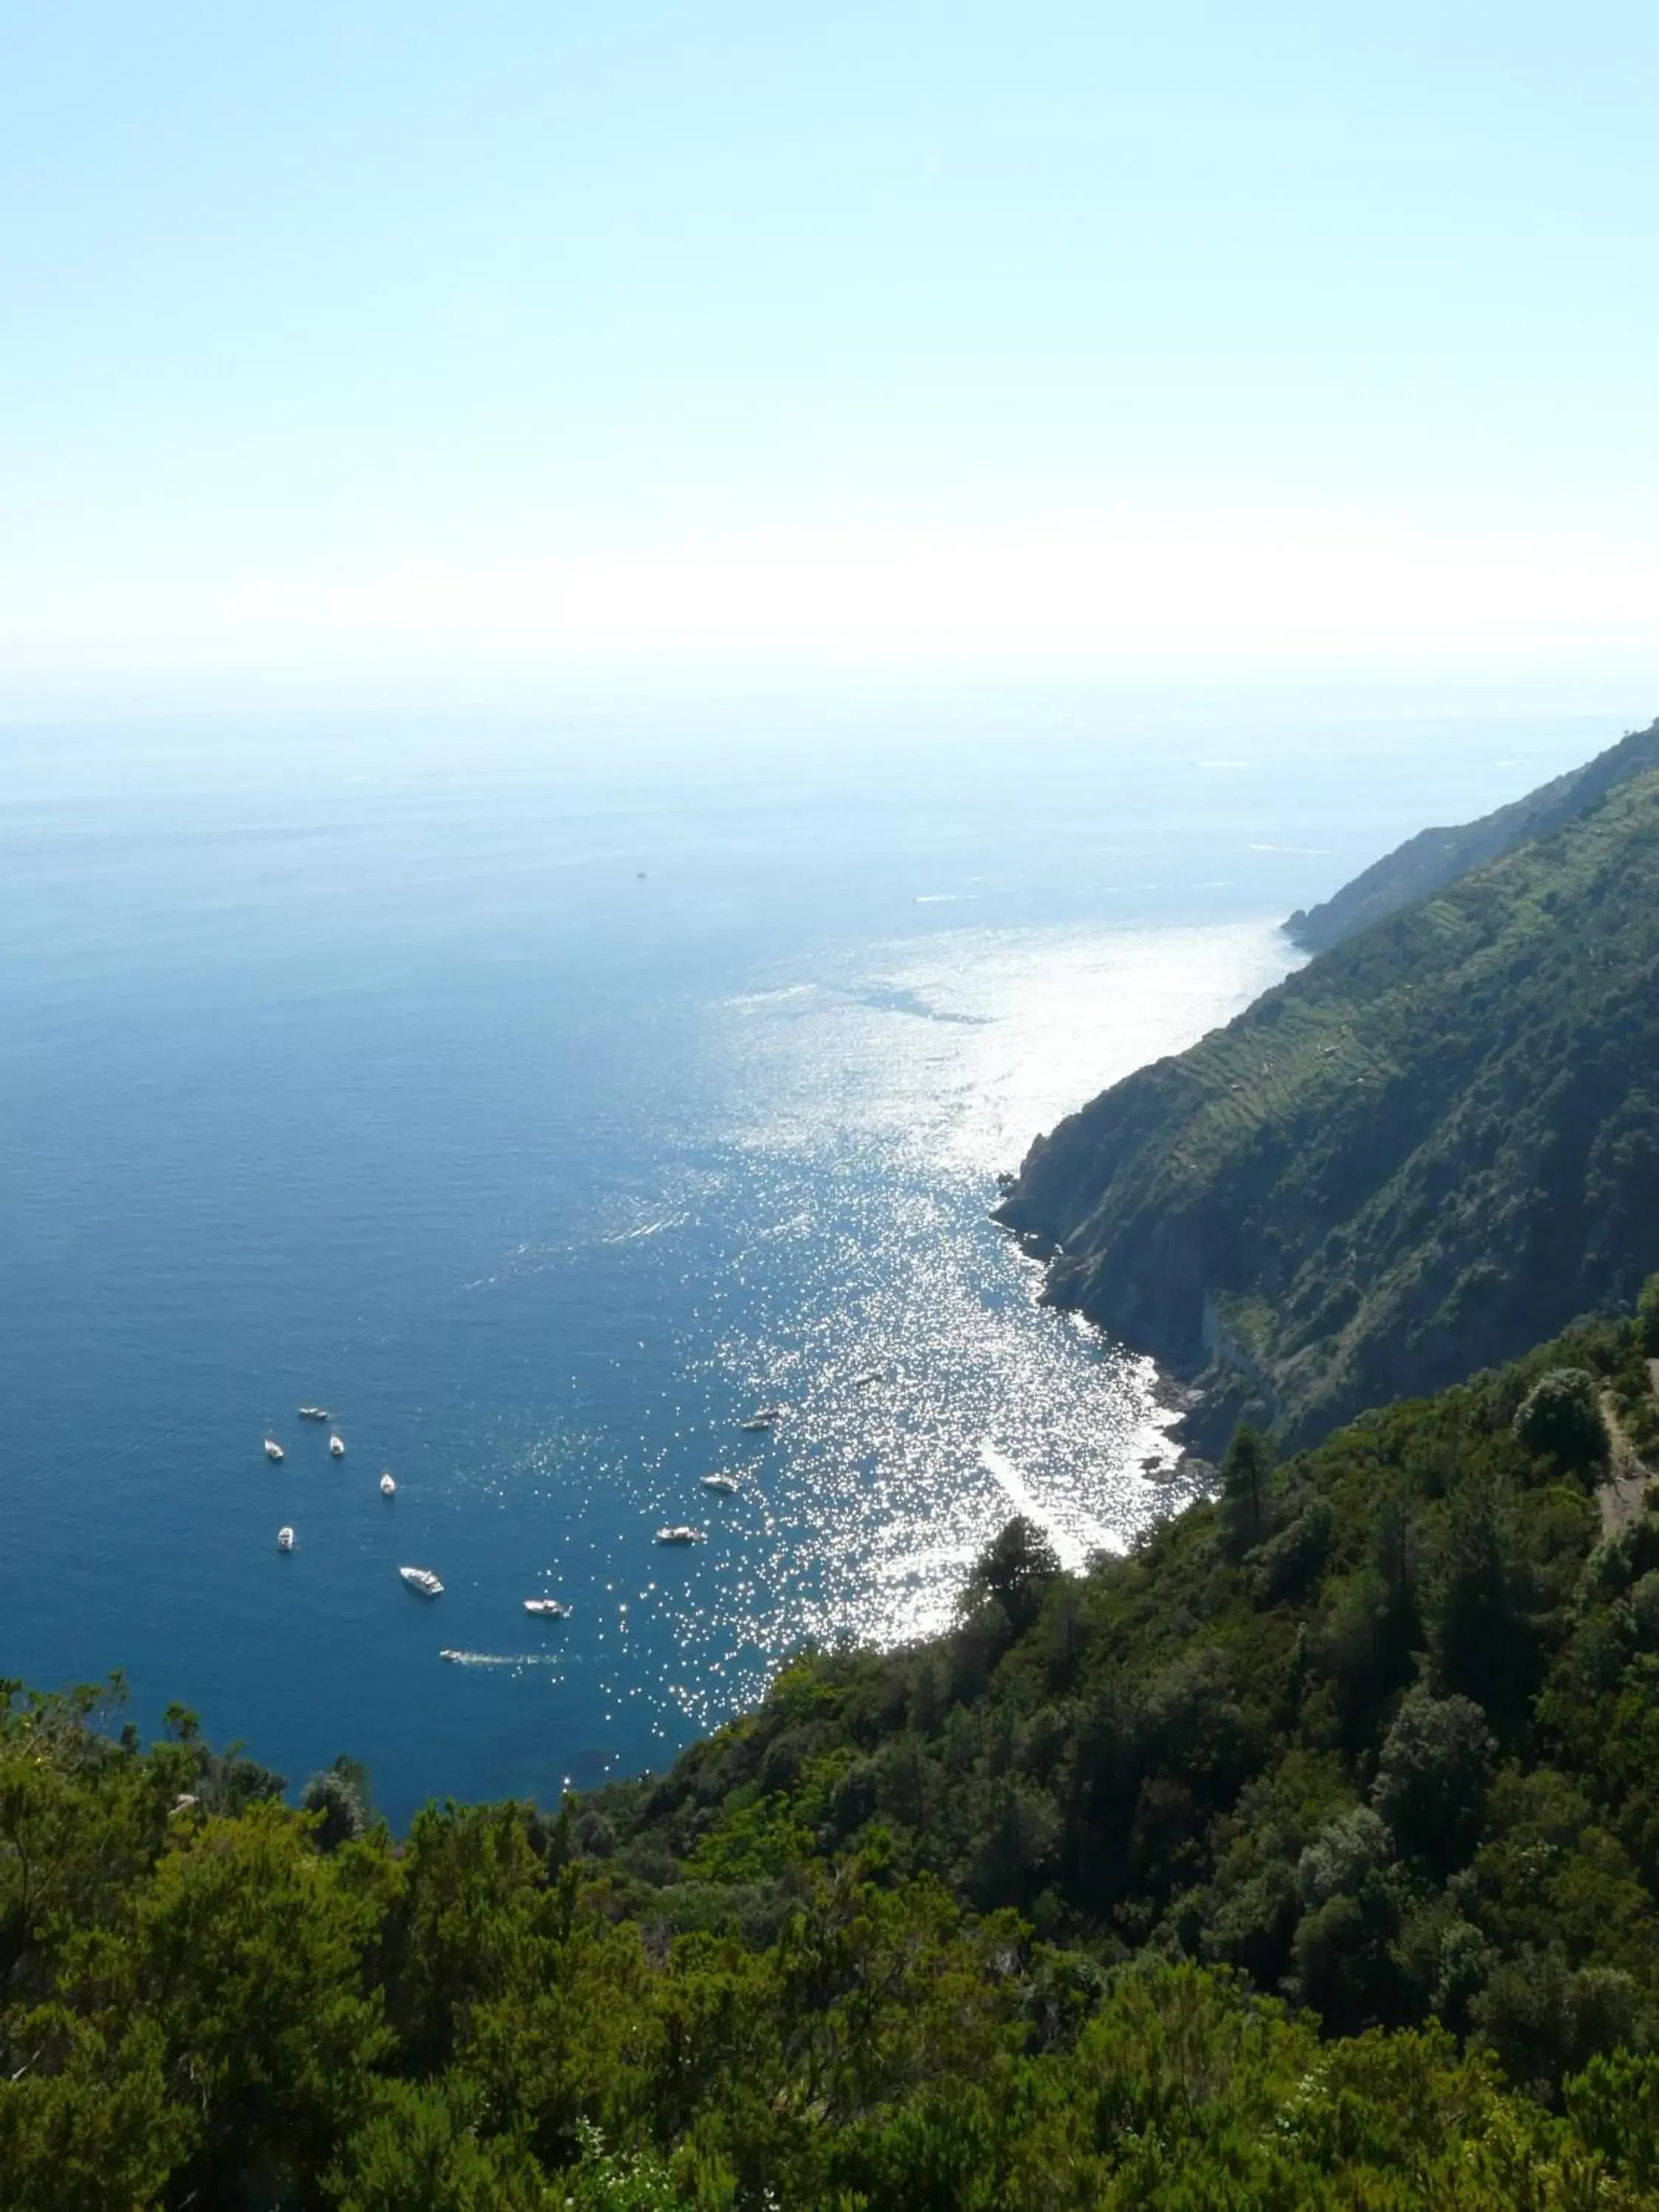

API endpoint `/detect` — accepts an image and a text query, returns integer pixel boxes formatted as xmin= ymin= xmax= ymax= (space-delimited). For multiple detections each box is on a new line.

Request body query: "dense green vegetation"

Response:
xmin=999 ymin=755 xmax=1659 ymax=1450
xmin=602 ymin=1309 xmax=1659 ymax=2079
xmin=11 ymin=1310 xmax=1659 ymax=2205
xmin=1286 ymin=716 xmax=1659 ymax=953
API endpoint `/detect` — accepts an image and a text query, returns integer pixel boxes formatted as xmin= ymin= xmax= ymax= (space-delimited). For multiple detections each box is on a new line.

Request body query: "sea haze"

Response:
xmin=0 ymin=696 xmax=1616 ymax=1823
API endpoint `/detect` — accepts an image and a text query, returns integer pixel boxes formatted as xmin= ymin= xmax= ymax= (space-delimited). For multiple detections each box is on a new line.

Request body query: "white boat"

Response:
xmin=738 ymin=1405 xmax=783 ymax=1430
xmin=298 ymin=1406 xmax=330 ymax=1421
xmin=852 ymin=1368 xmax=885 ymax=1387
xmin=399 ymin=1565 xmax=444 ymax=1598
xmin=329 ymin=1434 xmax=346 ymax=1458
xmin=439 ymin=1648 xmax=462 ymax=1662
xmin=700 ymin=1471 xmax=741 ymax=1494
xmin=263 ymin=1439 xmax=285 ymax=1461
xmin=524 ymin=1597 xmax=571 ymax=1618
xmin=655 ymin=1525 xmax=706 ymax=1545
xmin=276 ymin=1526 xmax=295 ymax=1552
xmin=380 ymin=1472 xmax=397 ymax=1498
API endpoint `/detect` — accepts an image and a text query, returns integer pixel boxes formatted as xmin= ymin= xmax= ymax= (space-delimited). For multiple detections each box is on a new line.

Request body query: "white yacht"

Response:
xmin=524 ymin=1597 xmax=571 ymax=1618
xmin=852 ymin=1368 xmax=885 ymax=1387
xmin=263 ymin=1439 xmax=285 ymax=1461
xmin=399 ymin=1565 xmax=443 ymax=1598
xmin=379 ymin=1472 xmax=397 ymax=1498
xmin=329 ymin=1434 xmax=346 ymax=1458
xmin=298 ymin=1406 xmax=330 ymax=1421
xmin=655 ymin=1525 xmax=706 ymax=1545
xmin=738 ymin=1405 xmax=783 ymax=1431
xmin=276 ymin=1526 xmax=295 ymax=1552
xmin=700 ymin=1471 xmax=741 ymax=1494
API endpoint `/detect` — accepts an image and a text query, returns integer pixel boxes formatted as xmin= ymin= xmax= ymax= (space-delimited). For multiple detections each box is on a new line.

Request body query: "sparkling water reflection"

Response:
xmin=12 ymin=706 xmax=1447 ymax=1821
xmin=635 ymin=918 xmax=1297 ymax=1728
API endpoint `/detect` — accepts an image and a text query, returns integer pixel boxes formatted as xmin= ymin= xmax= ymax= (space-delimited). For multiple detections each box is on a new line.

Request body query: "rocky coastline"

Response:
xmin=995 ymin=1178 xmax=1248 ymax=1471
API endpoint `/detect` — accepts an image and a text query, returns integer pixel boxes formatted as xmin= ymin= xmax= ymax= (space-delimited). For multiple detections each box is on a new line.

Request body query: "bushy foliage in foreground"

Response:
xmin=8 ymin=1310 xmax=1659 ymax=2205
xmin=0 ymin=1724 xmax=1652 ymax=2212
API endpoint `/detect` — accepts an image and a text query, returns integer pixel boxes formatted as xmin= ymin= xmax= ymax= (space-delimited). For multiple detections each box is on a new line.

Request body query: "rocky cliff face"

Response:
xmin=1000 ymin=753 xmax=1659 ymax=1453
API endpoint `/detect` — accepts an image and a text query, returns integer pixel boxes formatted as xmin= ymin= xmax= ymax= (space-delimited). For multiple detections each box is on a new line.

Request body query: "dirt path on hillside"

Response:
xmin=1598 ymin=1384 xmax=1654 ymax=1538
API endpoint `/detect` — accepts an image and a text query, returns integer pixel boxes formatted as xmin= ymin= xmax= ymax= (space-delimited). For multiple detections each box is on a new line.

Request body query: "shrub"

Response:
xmin=1371 ymin=1688 xmax=1494 ymax=1868
xmin=1632 ymin=1573 xmax=1659 ymax=1649
xmin=1512 ymin=1368 xmax=1609 ymax=1478
xmin=300 ymin=1762 xmax=368 ymax=1852
xmin=1220 ymin=1425 xmax=1276 ymax=1557
xmin=1297 ymin=1804 xmax=1394 ymax=1910
xmin=964 ymin=1517 xmax=1062 ymax=1638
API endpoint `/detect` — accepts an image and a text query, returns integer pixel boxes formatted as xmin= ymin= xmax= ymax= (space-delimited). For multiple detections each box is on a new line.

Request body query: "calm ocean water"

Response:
xmin=0 ymin=694 xmax=1616 ymax=1823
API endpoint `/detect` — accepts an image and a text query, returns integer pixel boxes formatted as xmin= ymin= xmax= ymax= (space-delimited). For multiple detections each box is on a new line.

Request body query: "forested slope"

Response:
xmin=1286 ymin=715 xmax=1659 ymax=952
xmin=604 ymin=1300 xmax=1659 ymax=2093
xmin=11 ymin=1303 xmax=1659 ymax=2205
xmin=998 ymin=762 xmax=1659 ymax=1451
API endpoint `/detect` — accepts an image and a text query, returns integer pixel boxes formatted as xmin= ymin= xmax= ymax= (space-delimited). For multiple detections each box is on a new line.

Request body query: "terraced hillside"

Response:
xmin=998 ymin=762 xmax=1659 ymax=1450
xmin=1285 ymin=715 xmax=1659 ymax=952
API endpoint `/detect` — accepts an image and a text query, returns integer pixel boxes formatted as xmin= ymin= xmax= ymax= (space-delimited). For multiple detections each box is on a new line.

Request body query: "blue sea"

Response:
xmin=0 ymin=691 xmax=1617 ymax=1824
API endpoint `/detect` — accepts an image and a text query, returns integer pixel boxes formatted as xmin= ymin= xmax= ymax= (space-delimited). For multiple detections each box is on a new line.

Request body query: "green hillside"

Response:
xmin=1285 ymin=717 xmax=1659 ymax=953
xmin=998 ymin=760 xmax=1659 ymax=1451
xmin=10 ymin=1307 xmax=1659 ymax=2206
xmin=603 ymin=1305 xmax=1659 ymax=2074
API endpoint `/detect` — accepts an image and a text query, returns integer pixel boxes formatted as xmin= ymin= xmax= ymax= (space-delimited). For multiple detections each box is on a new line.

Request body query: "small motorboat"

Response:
xmin=524 ymin=1597 xmax=571 ymax=1618
xmin=655 ymin=1526 xmax=706 ymax=1545
xmin=379 ymin=1472 xmax=397 ymax=1498
xmin=852 ymin=1368 xmax=885 ymax=1387
xmin=399 ymin=1565 xmax=444 ymax=1598
xmin=298 ymin=1406 xmax=330 ymax=1421
xmin=276 ymin=1526 xmax=295 ymax=1552
xmin=263 ymin=1439 xmax=285 ymax=1462
xmin=700 ymin=1471 xmax=741 ymax=1494
xmin=439 ymin=1648 xmax=462 ymax=1662
xmin=328 ymin=1434 xmax=346 ymax=1458
xmin=738 ymin=1405 xmax=783 ymax=1430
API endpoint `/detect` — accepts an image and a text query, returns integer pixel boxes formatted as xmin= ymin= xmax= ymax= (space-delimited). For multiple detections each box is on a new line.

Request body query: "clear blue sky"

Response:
xmin=4 ymin=1 xmax=1657 ymax=701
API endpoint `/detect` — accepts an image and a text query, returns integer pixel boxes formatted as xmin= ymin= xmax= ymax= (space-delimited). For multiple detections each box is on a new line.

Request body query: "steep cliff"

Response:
xmin=999 ymin=759 xmax=1659 ymax=1450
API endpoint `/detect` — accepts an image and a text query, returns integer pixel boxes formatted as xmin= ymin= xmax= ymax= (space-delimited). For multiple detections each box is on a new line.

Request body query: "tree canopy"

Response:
xmin=10 ymin=1303 xmax=1659 ymax=2204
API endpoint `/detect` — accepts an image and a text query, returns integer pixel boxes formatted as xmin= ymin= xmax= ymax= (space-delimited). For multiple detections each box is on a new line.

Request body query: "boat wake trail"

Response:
xmin=977 ymin=1442 xmax=1105 ymax=1572
xmin=437 ymin=1650 xmax=563 ymax=1669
